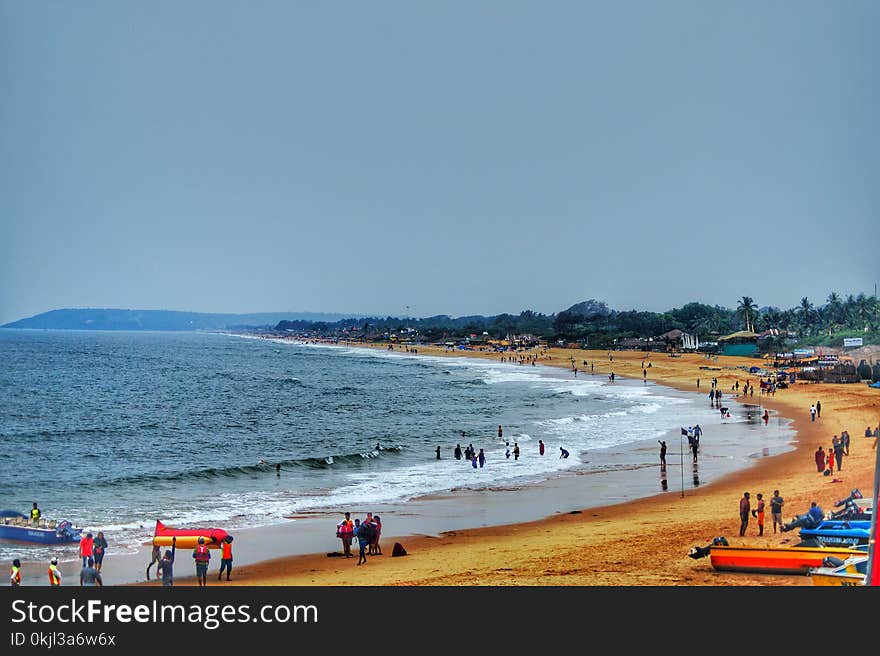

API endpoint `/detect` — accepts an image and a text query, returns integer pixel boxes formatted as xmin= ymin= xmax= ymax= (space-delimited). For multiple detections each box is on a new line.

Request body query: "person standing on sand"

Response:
xmin=810 ymin=405 xmax=816 ymax=422
xmin=193 ymin=536 xmax=211 ymax=587
xmin=369 ymin=515 xmax=382 ymax=556
xmin=814 ymin=446 xmax=825 ymax=472
xmin=218 ymin=535 xmax=233 ymax=581
xmin=92 ymin=531 xmax=108 ymax=572
xmin=739 ymin=492 xmax=751 ymax=536
xmin=156 ymin=536 xmax=177 ymax=587
xmin=337 ymin=512 xmax=354 ymax=558
xmin=770 ymin=490 xmax=784 ymax=534
xmin=147 ymin=544 xmax=163 ymax=580
xmin=752 ymin=493 xmax=765 ymax=536
xmin=843 ymin=431 xmax=850 ymax=455
xmin=658 ymin=440 xmax=667 ymax=467
xmin=539 ymin=439 xmax=545 ymax=456
xmin=80 ymin=557 xmax=102 ymax=587
xmin=816 ymin=400 xmax=821 ymax=418
xmin=827 ymin=446 xmax=835 ymax=473
xmin=697 ymin=379 xmax=700 ymax=388
xmin=513 ymin=443 xmax=520 ymax=460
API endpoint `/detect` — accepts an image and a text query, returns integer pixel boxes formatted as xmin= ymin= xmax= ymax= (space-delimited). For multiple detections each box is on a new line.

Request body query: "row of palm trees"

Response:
xmin=736 ymin=293 xmax=879 ymax=337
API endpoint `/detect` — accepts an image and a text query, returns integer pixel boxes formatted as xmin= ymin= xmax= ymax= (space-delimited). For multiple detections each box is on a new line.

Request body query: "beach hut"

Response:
xmin=718 ymin=330 xmax=759 ymax=356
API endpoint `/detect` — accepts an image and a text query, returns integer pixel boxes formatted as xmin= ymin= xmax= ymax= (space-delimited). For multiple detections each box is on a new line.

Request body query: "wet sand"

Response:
xmin=136 ymin=345 xmax=879 ymax=587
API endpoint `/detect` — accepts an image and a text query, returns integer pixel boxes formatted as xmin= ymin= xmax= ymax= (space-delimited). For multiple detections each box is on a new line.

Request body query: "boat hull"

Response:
xmin=709 ymin=545 xmax=864 ymax=575
xmin=0 ymin=524 xmax=82 ymax=545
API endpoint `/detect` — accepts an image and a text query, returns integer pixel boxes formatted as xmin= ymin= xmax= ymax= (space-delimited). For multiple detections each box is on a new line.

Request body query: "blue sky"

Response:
xmin=1 ymin=1 xmax=877 ymax=324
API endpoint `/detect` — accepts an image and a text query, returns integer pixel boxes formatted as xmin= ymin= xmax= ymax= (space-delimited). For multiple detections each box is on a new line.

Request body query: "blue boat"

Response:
xmin=800 ymin=520 xmax=871 ymax=547
xmin=0 ymin=510 xmax=83 ymax=545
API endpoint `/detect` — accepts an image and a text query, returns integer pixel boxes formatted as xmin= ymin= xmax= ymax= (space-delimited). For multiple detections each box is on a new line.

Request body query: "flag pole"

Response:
xmin=866 ymin=430 xmax=879 ymax=586
xmin=680 ymin=430 xmax=685 ymax=498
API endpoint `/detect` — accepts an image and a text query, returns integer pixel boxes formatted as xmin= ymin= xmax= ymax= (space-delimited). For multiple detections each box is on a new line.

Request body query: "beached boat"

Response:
xmin=0 ymin=510 xmax=83 ymax=545
xmin=809 ymin=556 xmax=867 ymax=586
xmin=799 ymin=520 xmax=871 ymax=547
xmin=704 ymin=544 xmax=864 ymax=575
xmin=152 ymin=519 xmax=230 ymax=549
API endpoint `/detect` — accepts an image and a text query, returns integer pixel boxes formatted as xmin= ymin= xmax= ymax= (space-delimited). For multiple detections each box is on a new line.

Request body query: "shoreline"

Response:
xmin=134 ymin=341 xmax=878 ymax=586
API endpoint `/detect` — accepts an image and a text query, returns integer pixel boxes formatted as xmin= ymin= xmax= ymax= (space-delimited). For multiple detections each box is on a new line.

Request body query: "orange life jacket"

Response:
xmin=338 ymin=520 xmax=353 ymax=535
xmin=194 ymin=544 xmax=210 ymax=563
xmin=48 ymin=565 xmax=61 ymax=586
xmin=221 ymin=542 xmax=232 ymax=559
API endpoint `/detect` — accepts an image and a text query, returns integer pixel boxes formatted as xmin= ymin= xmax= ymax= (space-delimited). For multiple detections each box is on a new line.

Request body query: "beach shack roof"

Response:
xmin=718 ymin=330 xmax=759 ymax=342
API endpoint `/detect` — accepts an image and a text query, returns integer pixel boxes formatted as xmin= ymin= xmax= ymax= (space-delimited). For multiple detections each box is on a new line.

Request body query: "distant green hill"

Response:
xmin=1 ymin=308 xmax=364 ymax=331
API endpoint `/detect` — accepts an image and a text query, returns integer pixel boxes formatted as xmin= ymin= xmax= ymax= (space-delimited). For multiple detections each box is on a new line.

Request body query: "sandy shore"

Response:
xmin=143 ymin=344 xmax=879 ymax=587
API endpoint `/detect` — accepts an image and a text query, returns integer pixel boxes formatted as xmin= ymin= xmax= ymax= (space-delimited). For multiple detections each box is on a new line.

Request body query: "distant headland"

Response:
xmin=0 ymin=308 xmax=364 ymax=332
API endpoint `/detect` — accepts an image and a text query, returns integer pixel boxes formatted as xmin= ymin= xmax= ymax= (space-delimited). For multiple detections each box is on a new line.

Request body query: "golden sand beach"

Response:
xmin=162 ymin=345 xmax=879 ymax=587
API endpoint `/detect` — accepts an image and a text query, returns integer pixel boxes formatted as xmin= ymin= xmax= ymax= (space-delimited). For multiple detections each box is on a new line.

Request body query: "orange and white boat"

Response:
xmin=707 ymin=544 xmax=864 ymax=575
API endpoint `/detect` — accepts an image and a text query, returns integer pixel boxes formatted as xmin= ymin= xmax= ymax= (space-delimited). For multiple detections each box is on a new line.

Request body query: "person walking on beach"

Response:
xmin=843 ymin=430 xmax=850 ymax=455
xmin=79 ymin=532 xmax=94 ymax=568
xmin=752 ymin=493 xmax=766 ymax=536
xmin=10 ymin=559 xmax=21 ymax=587
xmin=815 ymin=400 xmax=821 ymax=418
xmin=834 ymin=439 xmax=845 ymax=471
xmin=157 ymin=539 xmax=176 ymax=586
xmin=691 ymin=437 xmax=699 ymax=463
xmin=92 ymin=531 xmax=108 ymax=572
xmin=762 ymin=409 xmax=769 ymax=425
xmin=814 ymin=446 xmax=825 ymax=472
xmin=80 ymin=557 xmax=102 ymax=587
xmin=658 ymin=440 xmax=667 ymax=467
xmin=218 ymin=535 xmax=233 ymax=582
xmin=354 ymin=519 xmax=371 ymax=565
xmin=146 ymin=544 xmax=163 ymax=580
xmin=48 ymin=558 xmax=62 ymax=586
xmin=539 ymin=439 xmax=545 ymax=456
xmin=337 ymin=512 xmax=354 ymax=558
xmin=739 ymin=492 xmax=751 ymax=537
xmin=478 ymin=448 xmax=486 ymax=468
xmin=513 ymin=443 xmax=520 ymax=460
xmin=770 ymin=490 xmax=785 ymax=534
xmin=369 ymin=515 xmax=382 ymax=556
xmin=810 ymin=405 xmax=817 ymax=422
xmin=193 ymin=537 xmax=211 ymax=587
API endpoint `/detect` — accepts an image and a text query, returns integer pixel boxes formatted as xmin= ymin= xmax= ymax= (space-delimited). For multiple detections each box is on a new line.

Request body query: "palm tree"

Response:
xmin=736 ymin=296 xmax=758 ymax=332
xmin=799 ymin=297 xmax=814 ymax=335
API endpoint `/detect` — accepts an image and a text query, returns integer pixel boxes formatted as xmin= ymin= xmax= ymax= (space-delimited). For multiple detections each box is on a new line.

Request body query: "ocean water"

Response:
xmin=0 ymin=330 xmax=794 ymax=562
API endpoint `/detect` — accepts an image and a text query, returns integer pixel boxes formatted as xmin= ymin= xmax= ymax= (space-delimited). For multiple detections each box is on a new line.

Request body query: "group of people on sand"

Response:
xmin=9 ymin=505 xmax=110 ymax=587
xmin=738 ymin=490 xmax=788 ymax=536
xmin=813 ymin=431 xmax=851 ymax=475
xmin=336 ymin=511 xmax=382 ymax=565
xmin=144 ymin=533 xmax=234 ymax=587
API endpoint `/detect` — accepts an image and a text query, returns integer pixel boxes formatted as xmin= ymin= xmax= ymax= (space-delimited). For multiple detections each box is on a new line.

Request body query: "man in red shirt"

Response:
xmin=80 ymin=532 xmax=94 ymax=568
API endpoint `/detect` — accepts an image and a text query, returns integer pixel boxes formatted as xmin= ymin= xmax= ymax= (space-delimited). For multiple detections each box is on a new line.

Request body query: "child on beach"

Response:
xmin=751 ymin=493 xmax=765 ymax=536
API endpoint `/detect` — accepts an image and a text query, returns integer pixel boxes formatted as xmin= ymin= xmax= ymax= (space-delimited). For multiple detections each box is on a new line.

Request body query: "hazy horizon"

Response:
xmin=2 ymin=2 xmax=878 ymax=325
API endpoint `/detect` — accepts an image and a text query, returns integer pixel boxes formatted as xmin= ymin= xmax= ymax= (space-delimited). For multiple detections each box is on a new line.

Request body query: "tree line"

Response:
xmin=274 ymin=292 xmax=880 ymax=349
